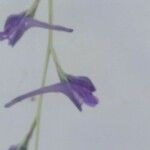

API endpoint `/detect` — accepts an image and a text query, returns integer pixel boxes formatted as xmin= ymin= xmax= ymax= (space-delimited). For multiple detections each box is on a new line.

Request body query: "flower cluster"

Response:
xmin=1 ymin=0 xmax=99 ymax=150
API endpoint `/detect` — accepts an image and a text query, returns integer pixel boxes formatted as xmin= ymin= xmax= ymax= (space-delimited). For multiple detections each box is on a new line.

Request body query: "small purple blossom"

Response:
xmin=8 ymin=145 xmax=18 ymax=150
xmin=5 ymin=75 xmax=98 ymax=111
xmin=8 ymin=144 xmax=26 ymax=150
xmin=0 ymin=12 xmax=73 ymax=46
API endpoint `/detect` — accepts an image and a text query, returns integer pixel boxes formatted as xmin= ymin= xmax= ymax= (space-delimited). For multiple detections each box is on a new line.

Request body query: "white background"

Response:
xmin=0 ymin=0 xmax=150 ymax=149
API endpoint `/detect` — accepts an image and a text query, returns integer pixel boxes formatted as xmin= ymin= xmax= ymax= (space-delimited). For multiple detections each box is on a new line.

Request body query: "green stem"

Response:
xmin=34 ymin=0 xmax=53 ymax=150
xmin=26 ymin=0 xmax=40 ymax=16
xmin=51 ymin=48 xmax=67 ymax=81
xmin=19 ymin=119 xmax=37 ymax=149
xmin=23 ymin=119 xmax=37 ymax=146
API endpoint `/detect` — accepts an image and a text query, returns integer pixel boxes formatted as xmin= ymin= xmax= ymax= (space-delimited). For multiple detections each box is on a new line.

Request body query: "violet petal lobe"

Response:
xmin=4 ymin=12 xmax=26 ymax=31
xmin=0 ymin=32 xmax=7 ymax=40
xmin=0 ymin=12 xmax=27 ymax=46
xmin=3 ymin=12 xmax=26 ymax=46
xmin=8 ymin=26 xmax=26 ymax=46
xmin=71 ymin=84 xmax=98 ymax=106
xmin=67 ymin=75 xmax=96 ymax=92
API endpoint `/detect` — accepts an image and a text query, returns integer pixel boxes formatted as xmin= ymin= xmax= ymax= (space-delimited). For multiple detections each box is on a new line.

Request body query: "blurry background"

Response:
xmin=0 ymin=0 xmax=150 ymax=149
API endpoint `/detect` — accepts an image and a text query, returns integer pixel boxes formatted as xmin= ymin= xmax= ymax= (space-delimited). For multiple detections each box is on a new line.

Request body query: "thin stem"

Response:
xmin=23 ymin=119 xmax=37 ymax=146
xmin=51 ymin=48 xmax=67 ymax=81
xmin=19 ymin=119 xmax=36 ymax=149
xmin=34 ymin=39 xmax=52 ymax=150
xmin=26 ymin=0 xmax=41 ymax=16
xmin=34 ymin=0 xmax=53 ymax=150
xmin=52 ymin=48 xmax=62 ymax=73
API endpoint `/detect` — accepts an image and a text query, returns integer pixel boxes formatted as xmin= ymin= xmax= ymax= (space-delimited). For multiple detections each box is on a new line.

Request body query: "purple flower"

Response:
xmin=8 ymin=144 xmax=26 ymax=150
xmin=0 ymin=12 xmax=73 ymax=46
xmin=5 ymin=75 xmax=98 ymax=111
xmin=8 ymin=145 xmax=18 ymax=150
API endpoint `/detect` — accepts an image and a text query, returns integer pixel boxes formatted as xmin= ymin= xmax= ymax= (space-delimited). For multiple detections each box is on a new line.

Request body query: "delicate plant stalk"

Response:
xmin=34 ymin=0 xmax=53 ymax=150
xmin=26 ymin=0 xmax=41 ymax=16
xmin=51 ymin=48 xmax=67 ymax=81
xmin=18 ymin=118 xmax=37 ymax=150
xmin=23 ymin=119 xmax=37 ymax=146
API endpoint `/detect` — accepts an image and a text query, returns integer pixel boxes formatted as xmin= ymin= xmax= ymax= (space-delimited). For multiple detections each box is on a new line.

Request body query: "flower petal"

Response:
xmin=8 ymin=27 xmax=26 ymax=46
xmin=4 ymin=12 xmax=25 ymax=30
xmin=0 ymin=32 xmax=7 ymax=40
xmin=67 ymin=75 xmax=96 ymax=92
xmin=81 ymin=92 xmax=99 ymax=106
xmin=71 ymin=84 xmax=98 ymax=107
xmin=8 ymin=26 xmax=27 ymax=46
